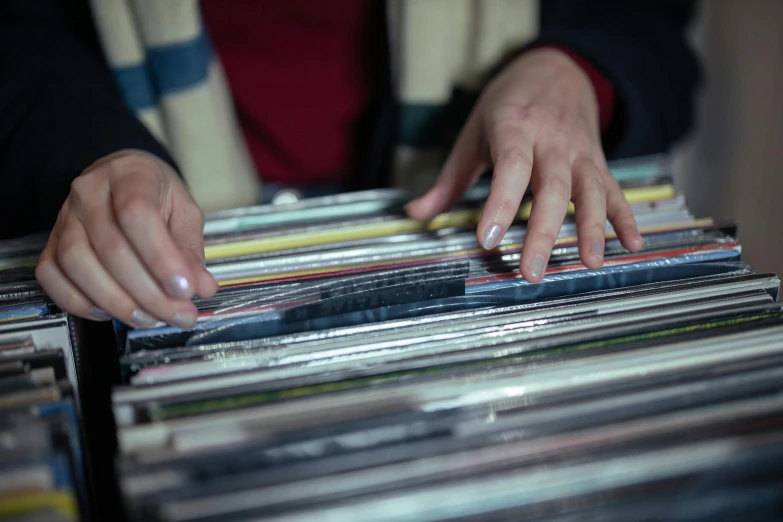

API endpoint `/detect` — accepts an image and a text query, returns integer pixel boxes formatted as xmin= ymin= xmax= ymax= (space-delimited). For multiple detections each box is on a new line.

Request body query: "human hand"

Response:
xmin=406 ymin=47 xmax=644 ymax=283
xmin=35 ymin=150 xmax=217 ymax=329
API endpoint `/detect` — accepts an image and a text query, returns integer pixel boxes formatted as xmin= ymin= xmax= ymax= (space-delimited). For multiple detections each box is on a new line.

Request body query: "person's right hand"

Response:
xmin=35 ymin=149 xmax=218 ymax=329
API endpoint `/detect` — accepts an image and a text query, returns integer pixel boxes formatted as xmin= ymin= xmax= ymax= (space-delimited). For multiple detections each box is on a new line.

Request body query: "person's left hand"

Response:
xmin=405 ymin=47 xmax=644 ymax=283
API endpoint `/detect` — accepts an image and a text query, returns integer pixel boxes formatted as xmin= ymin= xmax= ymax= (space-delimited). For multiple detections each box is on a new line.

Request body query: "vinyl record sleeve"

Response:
xmin=129 ymin=306 xmax=783 ymax=426
xmin=128 ymin=290 xmax=776 ymax=387
xmin=115 ymin=325 xmax=783 ymax=456
xmin=113 ymin=270 xmax=777 ymax=405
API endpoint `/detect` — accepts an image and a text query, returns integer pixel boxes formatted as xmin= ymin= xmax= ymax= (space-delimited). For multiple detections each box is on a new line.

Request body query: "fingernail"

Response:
xmin=634 ymin=232 xmax=645 ymax=249
xmin=90 ymin=308 xmax=111 ymax=321
xmin=481 ymin=224 xmax=504 ymax=250
xmin=130 ymin=309 xmax=158 ymax=329
xmin=167 ymin=274 xmax=193 ymax=299
xmin=530 ymin=254 xmax=547 ymax=280
xmin=591 ymin=240 xmax=604 ymax=260
xmin=171 ymin=311 xmax=197 ymax=329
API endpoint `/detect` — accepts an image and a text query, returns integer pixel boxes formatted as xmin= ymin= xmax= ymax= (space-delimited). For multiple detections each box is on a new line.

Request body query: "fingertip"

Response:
xmin=90 ymin=307 xmax=113 ymax=322
xmin=607 ymin=195 xmax=643 ymax=253
xmin=406 ymin=178 xmax=468 ymax=222
xmin=165 ymin=274 xmax=195 ymax=300
xmin=581 ymin=239 xmax=605 ymax=270
xmin=404 ymin=191 xmax=442 ymax=222
xmin=478 ymin=222 xmax=504 ymax=250
xmin=582 ymin=258 xmax=604 ymax=271
xmin=519 ymin=251 xmax=548 ymax=284
xmin=518 ymin=267 xmax=541 ymax=285
xmin=195 ymin=267 xmax=219 ymax=299
xmin=177 ymin=247 xmax=215 ymax=298
xmin=621 ymin=231 xmax=645 ymax=253
xmin=170 ymin=303 xmax=199 ymax=329
xmin=403 ymin=199 xmax=428 ymax=221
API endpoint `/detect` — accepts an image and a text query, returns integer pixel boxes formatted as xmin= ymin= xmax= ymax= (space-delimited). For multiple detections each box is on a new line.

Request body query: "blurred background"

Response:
xmin=673 ymin=0 xmax=783 ymax=277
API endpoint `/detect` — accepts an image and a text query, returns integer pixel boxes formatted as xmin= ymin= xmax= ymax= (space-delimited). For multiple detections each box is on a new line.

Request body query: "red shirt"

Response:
xmin=200 ymin=1 xmax=615 ymax=187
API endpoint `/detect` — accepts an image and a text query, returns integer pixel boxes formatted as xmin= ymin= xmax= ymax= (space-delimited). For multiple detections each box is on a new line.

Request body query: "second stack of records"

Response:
xmin=0 ymin=237 xmax=89 ymax=522
xmin=109 ymin=157 xmax=783 ymax=522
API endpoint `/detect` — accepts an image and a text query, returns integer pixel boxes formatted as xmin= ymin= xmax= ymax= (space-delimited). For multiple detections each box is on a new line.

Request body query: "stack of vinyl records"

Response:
xmin=110 ymin=157 xmax=783 ymax=521
xmin=0 ymin=236 xmax=89 ymax=521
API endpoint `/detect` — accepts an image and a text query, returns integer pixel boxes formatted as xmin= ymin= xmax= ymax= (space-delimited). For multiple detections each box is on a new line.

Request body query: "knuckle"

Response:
xmin=581 ymin=217 xmax=607 ymax=233
xmin=68 ymin=175 xmax=98 ymax=206
xmin=490 ymin=104 xmax=521 ymax=125
xmin=54 ymin=206 xmax=69 ymax=228
xmin=542 ymin=175 xmax=572 ymax=201
xmin=573 ymin=119 xmax=596 ymax=145
xmin=574 ymin=132 xmax=594 ymax=152
xmin=189 ymin=204 xmax=206 ymax=228
xmin=549 ymin=129 xmax=571 ymax=150
xmin=529 ymin=227 xmax=560 ymax=247
xmin=508 ymin=104 xmax=544 ymax=124
xmin=100 ymin=234 xmax=129 ymax=260
xmin=112 ymin=151 xmax=161 ymax=175
xmin=69 ymin=175 xmax=89 ymax=195
xmin=489 ymin=104 xmax=539 ymax=133
xmin=579 ymin=173 xmax=606 ymax=196
xmin=545 ymin=120 xmax=593 ymax=154
xmin=116 ymin=198 xmax=155 ymax=230
xmin=542 ymin=122 xmax=575 ymax=148
xmin=496 ymin=146 xmax=533 ymax=174
xmin=56 ymin=240 xmax=81 ymax=270
xmin=34 ymin=258 xmax=52 ymax=284
xmin=179 ymin=239 xmax=204 ymax=262
xmin=58 ymin=200 xmax=71 ymax=219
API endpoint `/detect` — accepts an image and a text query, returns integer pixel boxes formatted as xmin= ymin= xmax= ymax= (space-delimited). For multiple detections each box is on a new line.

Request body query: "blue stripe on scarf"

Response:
xmin=112 ymin=64 xmax=157 ymax=111
xmin=111 ymin=32 xmax=213 ymax=111
xmin=398 ymin=103 xmax=447 ymax=148
xmin=398 ymin=89 xmax=479 ymax=148
xmin=148 ymin=32 xmax=212 ymax=93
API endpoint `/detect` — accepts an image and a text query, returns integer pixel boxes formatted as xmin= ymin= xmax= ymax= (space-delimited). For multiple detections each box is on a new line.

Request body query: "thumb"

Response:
xmin=168 ymin=190 xmax=218 ymax=299
xmin=404 ymin=111 xmax=487 ymax=221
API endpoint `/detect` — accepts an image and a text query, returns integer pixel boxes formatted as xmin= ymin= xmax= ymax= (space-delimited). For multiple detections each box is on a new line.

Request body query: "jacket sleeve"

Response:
xmin=531 ymin=0 xmax=702 ymax=160
xmin=0 ymin=0 xmax=177 ymax=239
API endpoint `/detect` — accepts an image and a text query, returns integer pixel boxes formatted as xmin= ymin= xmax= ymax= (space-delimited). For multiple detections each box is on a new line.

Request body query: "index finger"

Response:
xmin=477 ymin=114 xmax=535 ymax=250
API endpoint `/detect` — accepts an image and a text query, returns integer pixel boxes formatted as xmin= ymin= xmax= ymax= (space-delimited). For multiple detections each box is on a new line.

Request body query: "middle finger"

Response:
xmin=519 ymin=150 xmax=572 ymax=283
